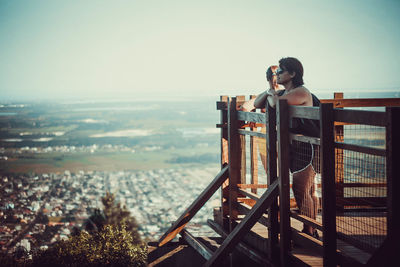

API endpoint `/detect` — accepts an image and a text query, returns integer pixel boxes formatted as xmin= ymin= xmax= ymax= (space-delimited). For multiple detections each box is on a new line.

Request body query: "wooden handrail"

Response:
xmin=158 ymin=166 xmax=229 ymax=247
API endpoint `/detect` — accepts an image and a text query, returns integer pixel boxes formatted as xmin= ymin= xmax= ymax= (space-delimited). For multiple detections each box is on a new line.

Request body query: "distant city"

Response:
xmin=0 ymin=99 xmax=221 ymax=255
xmin=1 ymin=166 xmax=220 ymax=254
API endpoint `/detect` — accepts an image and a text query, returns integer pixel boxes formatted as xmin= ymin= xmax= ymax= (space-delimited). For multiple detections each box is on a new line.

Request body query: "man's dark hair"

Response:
xmin=279 ymin=57 xmax=304 ymax=87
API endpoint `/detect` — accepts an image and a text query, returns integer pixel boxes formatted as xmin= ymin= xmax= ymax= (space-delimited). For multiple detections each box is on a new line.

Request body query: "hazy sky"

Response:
xmin=1 ymin=0 xmax=400 ymax=100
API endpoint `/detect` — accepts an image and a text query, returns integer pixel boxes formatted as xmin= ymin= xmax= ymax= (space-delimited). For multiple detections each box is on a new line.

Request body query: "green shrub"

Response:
xmin=32 ymin=224 xmax=147 ymax=266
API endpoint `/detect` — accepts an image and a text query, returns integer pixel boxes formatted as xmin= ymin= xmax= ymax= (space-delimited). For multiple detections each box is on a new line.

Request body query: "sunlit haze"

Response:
xmin=1 ymin=0 xmax=400 ymax=101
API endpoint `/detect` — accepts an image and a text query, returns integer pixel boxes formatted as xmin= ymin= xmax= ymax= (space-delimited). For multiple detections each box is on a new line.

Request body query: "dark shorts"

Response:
xmin=290 ymin=140 xmax=320 ymax=173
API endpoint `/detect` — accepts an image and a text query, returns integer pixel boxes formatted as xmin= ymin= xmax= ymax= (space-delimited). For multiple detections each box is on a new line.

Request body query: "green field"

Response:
xmin=0 ymin=99 xmax=221 ymax=174
xmin=1 ymin=147 xmax=219 ymax=174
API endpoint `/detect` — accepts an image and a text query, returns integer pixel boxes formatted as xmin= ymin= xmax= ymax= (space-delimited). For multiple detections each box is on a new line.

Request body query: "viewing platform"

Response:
xmin=149 ymin=93 xmax=400 ymax=267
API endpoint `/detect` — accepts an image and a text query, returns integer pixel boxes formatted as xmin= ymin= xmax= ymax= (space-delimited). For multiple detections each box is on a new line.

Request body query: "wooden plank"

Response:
xmin=221 ymin=97 xmax=400 ymax=110
xmin=238 ymin=96 xmax=247 ymax=188
xmin=228 ymin=97 xmax=241 ymax=230
xmin=219 ymin=96 xmax=229 ymax=223
xmin=342 ymin=182 xmax=386 ymax=188
xmin=320 ymin=97 xmax=400 ymax=108
xmin=237 ymin=202 xmax=269 ymax=227
xmin=238 ymin=198 xmax=257 ymax=207
xmin=237 ymin=184 xmax=268 ymax=189
xmin=206 ymin=219 xmax=272 ymax=266
xmin=204 ymin=180 xmax=279 ymax=267
xmin=320 ymin=103 xmax=337 ymax=266
xmin=289 ymin=105 xmax=320 ymax=120
xmin=386 ymin=107 xmax=400 ymax=241
xmin=158 ymin=166 xmax=229 ymax=246
xmin=334 ymin=93 xmax=345 ymax=213
xmin=277 ymin=99 xmax=291 ymax=266
xmin=238 ymin=188 xmax=260 ymax=201
xmin=249 ymin=95 xmax=259 ymax=194
xmin=290 ymin=133 xmax=320 ymax=145
xmin=180 ymin=229 xmax=213 ymax=260
xmin=240 ymin=134 xmax=246 ymax=185
xmin=291 ymin=228 xmax=323 ymax=254
xmin=250 ymin=104 xmax=259 ymax=194
xmin=336 ymin=197 xmax=386 ymax=207
xmin=237 ymin=110 xmax=265 ymax=124
xmin=266 ymin=102 xmax=279 ymax=263
xmin=290 ymin=210 xmax=323 ymax=231
xmin=237 ymin=129 xmax=266 ymax=138
xmin=334 ymin=142 xmax=386 ymax=156
xmin=334 ymin=109 xmax=386 ymax=126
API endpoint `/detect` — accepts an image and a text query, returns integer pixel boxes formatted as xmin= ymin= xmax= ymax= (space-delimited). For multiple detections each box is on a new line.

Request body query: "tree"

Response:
xmin=31 ymin=224 xmax=147 ymax=266
xmin=100 ymin=192 xmax=142 ymax=244
xmin=30 ymin=192 xmax=147 ymax=266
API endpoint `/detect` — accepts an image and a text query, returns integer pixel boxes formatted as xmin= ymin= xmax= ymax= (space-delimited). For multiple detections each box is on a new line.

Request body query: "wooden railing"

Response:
xmin=158 ymin=93 xmax=400 ymax=266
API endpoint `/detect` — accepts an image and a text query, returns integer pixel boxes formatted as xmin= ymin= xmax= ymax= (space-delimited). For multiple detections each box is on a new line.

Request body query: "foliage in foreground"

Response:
xmin=31 ymin=224 xmax=147 ymax=267
xmin=2 ymin=192 xmax=147 ymax=266
xmin=87 ymin=191 xmax=142 ymax=244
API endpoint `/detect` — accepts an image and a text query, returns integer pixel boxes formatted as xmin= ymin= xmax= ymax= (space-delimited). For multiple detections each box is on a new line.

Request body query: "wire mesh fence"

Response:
xmin=239 ymin=113 xmax=387 ymax=253
xmin=335 ymin=124 xmax=387 ymax=252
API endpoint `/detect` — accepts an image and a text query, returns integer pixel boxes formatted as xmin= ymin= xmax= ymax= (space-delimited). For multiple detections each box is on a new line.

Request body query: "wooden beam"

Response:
xmin=220 ymin=96 xmax=229 ymax=222
xmin=290 ymin=210 xmax=323 ymax=231
xmin=291 ymin=228 xmax=323 ymax=254
xmin=289 ymin=106 xmax=320 ymax=120
xmin=277 ymin=99 xmax=291 ymax=266
xmin=249 ymin=95 xmax=259 ymax=195
xmin=334 ymin=93 xmax=345 ymax=213
xmin=220 ymin=97 xmax=400 ymax=110
xmin=336 ymin=197 xmax=386 ymax=207
xmin=320 ymin=103 xmax=337 ymax=266
xmin=334 ymin=142 xmax=386 ymax=156
xmin=237 ymin=184 xmax=268 ymax=189
xmin=204 ymin=180 xmax=279 ymax=267
xmin=237 ymin=110 xmax=265 ymax=124
xmin=290 ymin=133 xmax=320 ymax=145
xmin=180 ymin=229 xmax=213 ymax=260
xmin=334 ymin=109 xmax=387 ymax=126
xmin=238 ymin=188 xmax=260 ymax=201
xmin=236 ymin=202 xmax=269 ymax=227
xmin=266 ymin=102 xmax=279 ymax=263
xmin=207 ymin=219 xmax=273 ymax=266
xmin=238 ymin=96 xmax=247 ymax=190
xmin=320 ymin=97 xmax=400 ymax=108
xmin=237 ymin=129 xmax=266 ymax=138
xmin=228 ymin=97 xmax=241 ymax=231
xmin=342 ymin=182 xmax=386 ymax=188
xmin=386 ymin=107 xmax=400 ymax=241
xmin=158 ymin=166 xmax=229 ymax=246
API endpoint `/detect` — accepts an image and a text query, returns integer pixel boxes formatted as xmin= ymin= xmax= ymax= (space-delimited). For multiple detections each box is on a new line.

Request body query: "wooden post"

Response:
xmin=334 ymin=92 xmax=344 ymax=212
xmin=386 ymin=107 xmax=400 ymax=243
xmin=250 ymin=95 xmax=259 ymax=194
xmin=266 ymin=101 xmax=279 ymax=262
xmin=228 ymin=97 xmax=241 ymax=232
xmin=220 ymin=96 xmax=229 ymax=226
xmin=237 ymin=95 xmax=246 ymax=185
xmin=277 ymin=99 xmax=291 ymax=266
xmin=320 ymin=103 xmax=337 ymax=267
